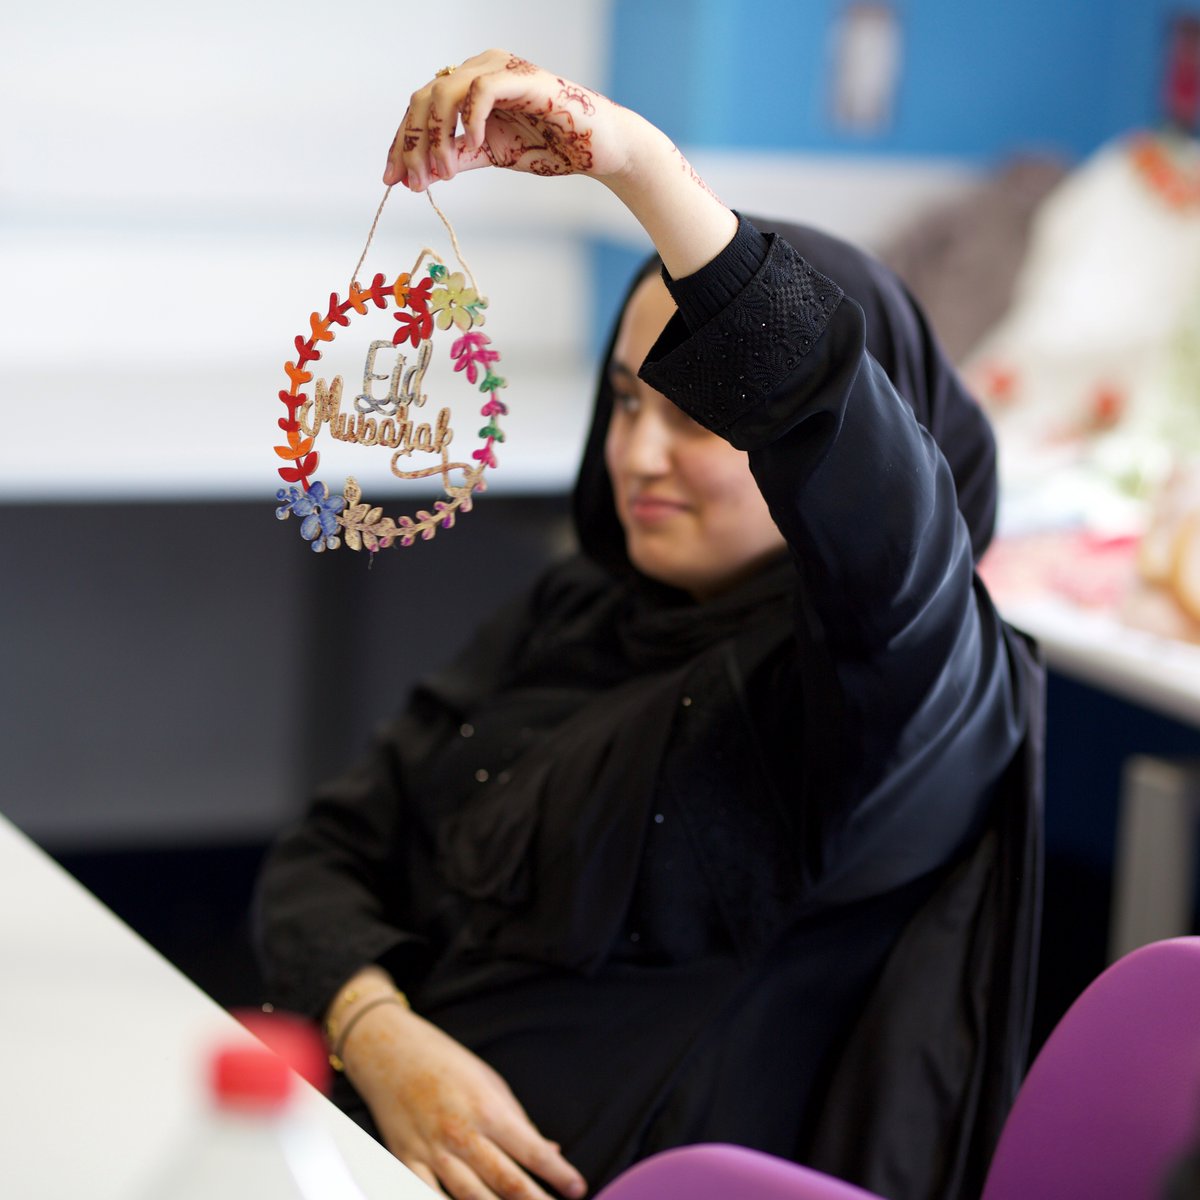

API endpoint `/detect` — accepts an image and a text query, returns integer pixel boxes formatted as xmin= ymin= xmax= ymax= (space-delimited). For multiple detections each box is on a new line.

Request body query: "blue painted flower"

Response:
xmin=274 ymin=480 xmax=345 ymax=552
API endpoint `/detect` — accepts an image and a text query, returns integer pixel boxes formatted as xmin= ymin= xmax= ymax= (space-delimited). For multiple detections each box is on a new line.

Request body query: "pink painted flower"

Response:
xmin=472 ymin=442 xmax=499 ymax=469
xmin=451 ymin=331 xmax=501 ymax=384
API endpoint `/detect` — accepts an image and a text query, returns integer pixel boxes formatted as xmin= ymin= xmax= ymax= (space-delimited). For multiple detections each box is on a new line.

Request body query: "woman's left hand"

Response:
xmin=383 ymin=49 xmax=737 ymax=281
xmin=383 ymin=49 xmax=632 ymax=192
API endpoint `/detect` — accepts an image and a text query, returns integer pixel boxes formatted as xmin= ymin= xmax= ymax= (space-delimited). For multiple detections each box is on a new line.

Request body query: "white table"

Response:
xmin=1001 ymin=597 xmax=1200 ymax=731
xmin=0 ymin=813 xmax=436 ymax=1200
xmin=1000 ymin=599 xmax=1200 ymax=962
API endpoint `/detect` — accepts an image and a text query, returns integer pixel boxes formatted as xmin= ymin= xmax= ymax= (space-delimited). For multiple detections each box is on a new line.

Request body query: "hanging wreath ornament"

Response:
xmin=273 ymin=186 xmax=508 ymax=553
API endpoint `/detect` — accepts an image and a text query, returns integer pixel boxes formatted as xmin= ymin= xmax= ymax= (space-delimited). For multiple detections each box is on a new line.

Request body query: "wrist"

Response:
xmin=337 ymin=998 xmax=424 ymax=1084
xmin=600 ymin=118 xmax=736 ymax=280
xmin=324 ymin=967 xmax=411 ymax=1072
xmin=598 ymin=113 xmax=676 ymax=203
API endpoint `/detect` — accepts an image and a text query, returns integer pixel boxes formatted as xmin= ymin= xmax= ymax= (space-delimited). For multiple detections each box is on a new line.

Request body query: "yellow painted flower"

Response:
xmin=429 ymin=272 xmax=484 ymax=331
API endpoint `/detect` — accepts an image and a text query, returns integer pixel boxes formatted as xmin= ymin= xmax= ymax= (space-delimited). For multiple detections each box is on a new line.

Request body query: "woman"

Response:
xmin=255 ymin=50 xmax=1043 ymax=1200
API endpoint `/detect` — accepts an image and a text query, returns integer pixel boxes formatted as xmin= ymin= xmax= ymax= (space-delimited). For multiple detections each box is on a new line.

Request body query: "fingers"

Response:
xmin=383 ymin=96 xmax=464 ymax=191
xmin=412 ymin=1139 xmax=558 ymax=1200
xmin=385 ymin=50 xmax=565 ymax=190
xmin=396 ymin=1111 xmax=587 ymax=1200
xmin=408 ymin=1160 xmax=449 ymax=1196
xmin=491 ymin=1117 xmax=588 ymax=1199
xmin=385 ymin=61 xmax=494 ymax=191
xmin=455 ymin=71 xmax=534 ymax=155
xmin=425 ymin=73 xmax=467 ymax=183
xmin=460 ymin=73 xmax=500 ymax=156
xmin=383 ymin=102 xmax=421 ymax=189
xmin=460 ymin=1137 xmax=557 ymax=1200
xmin=432 ymin=1150 xmax=502 ymax=1200
xmin=384 ymin=79 xmax=435 ymax=191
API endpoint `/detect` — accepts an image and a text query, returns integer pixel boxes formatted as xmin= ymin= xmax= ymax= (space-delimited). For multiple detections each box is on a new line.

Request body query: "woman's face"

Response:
xmin=604 ymin=274 xmax=787 ymax=600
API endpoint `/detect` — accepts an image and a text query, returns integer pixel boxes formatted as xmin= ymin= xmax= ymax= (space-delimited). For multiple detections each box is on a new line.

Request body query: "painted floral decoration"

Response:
xmin=275 ymin=481 xmax=346 ymax=552
xmin=275 ymin=256 xmax=507 ymax=554
xmin=451 ymin=331 xmax=501 ymax=385
xmin=394 ymin=307 xmax=434 ymax=348
xmin=430 ymin=269 xmax=486 ymax=331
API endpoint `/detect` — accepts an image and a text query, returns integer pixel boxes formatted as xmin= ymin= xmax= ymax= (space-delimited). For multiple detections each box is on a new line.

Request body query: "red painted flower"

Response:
xmin=393 ymin=308 xmax=434 ymax=348
xmin=407 ymin=276 xmax=434 ymax=314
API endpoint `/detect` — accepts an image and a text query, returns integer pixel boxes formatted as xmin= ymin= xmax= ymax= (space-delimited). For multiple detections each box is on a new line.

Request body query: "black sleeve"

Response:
xmin=668 ymin=213 xmax=999 ymax=563
xmin=253 ymin=722 xmax=433 ymax=1019
xmin=252 ymin=589 xmax=539 ymax=1019
xmin=641 ymin=228 xmax=1026 ymax=900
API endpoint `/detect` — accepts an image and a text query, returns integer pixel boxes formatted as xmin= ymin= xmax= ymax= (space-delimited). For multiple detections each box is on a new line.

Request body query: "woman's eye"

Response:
xmin=614 ymin=392 xmax=641 ymax=415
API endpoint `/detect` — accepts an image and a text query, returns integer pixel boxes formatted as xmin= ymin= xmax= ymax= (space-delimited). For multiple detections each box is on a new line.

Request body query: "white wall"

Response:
xmin=1 ymin=2 xmax=976 ymax=501
xmin=1 ymin=1 xmax=615 ymax=499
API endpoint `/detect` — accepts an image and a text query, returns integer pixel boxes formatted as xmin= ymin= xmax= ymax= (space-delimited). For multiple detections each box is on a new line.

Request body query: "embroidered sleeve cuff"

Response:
xmin=639 ymin=234 xmax=844 ymax=449
xmin=662 ymin=212 xmax=770 ymax=333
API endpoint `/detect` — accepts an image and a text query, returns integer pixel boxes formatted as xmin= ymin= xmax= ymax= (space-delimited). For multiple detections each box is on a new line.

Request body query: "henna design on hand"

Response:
xmin=484 ymin=104 xmax=594 ymax=176
xmin=556 ymin=81 xmax=597 ymax=116
xmin=671 ymin=142 xmax=722 ymax=203
xmin=535 ymin=116 xmax=594 ymax=174
xmin=505 ymin=55 xmax=538 ymax=76
xmin=403 ymin=130 xmax=420 ymax=152
xmin=428 ymin=111 xmax=444 ymax=150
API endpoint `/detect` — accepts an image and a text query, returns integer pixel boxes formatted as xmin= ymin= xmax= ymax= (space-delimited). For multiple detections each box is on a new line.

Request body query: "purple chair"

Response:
xmin=594 ymin=1143 xmax=883 ymax=1200
xmin=595 ymin=938 xmax=1200 ymax=1200
xmin=979 ymin=935 xmax=1200 ymax=1200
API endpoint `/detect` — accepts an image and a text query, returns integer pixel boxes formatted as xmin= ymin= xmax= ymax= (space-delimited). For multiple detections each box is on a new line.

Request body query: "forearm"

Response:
xmin=598 ymin=107 xmax=738 ymax=280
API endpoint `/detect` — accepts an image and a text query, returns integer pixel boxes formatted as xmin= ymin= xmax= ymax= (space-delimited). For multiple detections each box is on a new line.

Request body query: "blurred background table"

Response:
xmin=996 ymin=593 xmax=1200 ymax=967
xmin=1001 ymin=596 xmax=1200 ymax=730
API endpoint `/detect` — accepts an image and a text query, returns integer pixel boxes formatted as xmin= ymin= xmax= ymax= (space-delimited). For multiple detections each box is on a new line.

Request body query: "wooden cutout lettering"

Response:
xmin=274 ymin=257 xmax=507 ymax=554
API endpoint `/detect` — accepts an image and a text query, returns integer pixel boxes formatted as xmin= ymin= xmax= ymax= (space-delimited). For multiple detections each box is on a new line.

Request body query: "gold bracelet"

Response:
xmin=323 ymin=972 xmax=402 ymax=1041
xmin=328 ymin=991 xmax=409 ymax=1072
xmin=323 ymin=982 xmax=371 ymax=1044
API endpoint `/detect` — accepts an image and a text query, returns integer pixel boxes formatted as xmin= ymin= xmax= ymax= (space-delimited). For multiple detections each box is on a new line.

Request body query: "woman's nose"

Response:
xmin=620 ymin=411 xmax=674 ymax=476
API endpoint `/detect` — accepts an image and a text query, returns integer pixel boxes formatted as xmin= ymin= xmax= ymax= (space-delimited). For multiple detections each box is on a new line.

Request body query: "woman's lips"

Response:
xmin=628 ymin=494 xmax=690 ymax=523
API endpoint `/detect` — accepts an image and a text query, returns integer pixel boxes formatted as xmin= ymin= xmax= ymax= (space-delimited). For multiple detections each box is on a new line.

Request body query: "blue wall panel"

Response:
xmin=610 ymin=0 xmax=1200 ymax=163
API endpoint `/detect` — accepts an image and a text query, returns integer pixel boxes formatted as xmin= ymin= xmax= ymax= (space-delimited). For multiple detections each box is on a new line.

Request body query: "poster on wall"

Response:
xmin=830 ymin=2 xmax=903 ymax=134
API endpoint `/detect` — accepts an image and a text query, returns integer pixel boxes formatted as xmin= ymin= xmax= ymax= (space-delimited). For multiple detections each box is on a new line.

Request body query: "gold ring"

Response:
xmin=435 ymin=64 xmax=457 ymax=77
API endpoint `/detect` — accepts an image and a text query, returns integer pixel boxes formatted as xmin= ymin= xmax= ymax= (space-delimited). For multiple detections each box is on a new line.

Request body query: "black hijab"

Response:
xmin=572 ymin=215 xmax=998 ymax=576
